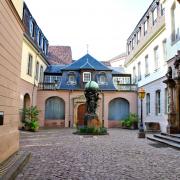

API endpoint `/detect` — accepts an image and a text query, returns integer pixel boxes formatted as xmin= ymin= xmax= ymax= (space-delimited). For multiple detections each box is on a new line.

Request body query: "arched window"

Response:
xmin=98 ymin=72 xmax=107 ymax=85
xmin=23 ymin=93 xmax=31 ymax=108
xmin=108 ymin=98 xmax=129 ymax=120
xmin=45 ymin=97 xmax=65 ymax=120
xmin=67 ymin=72 xmax=76 ymax=84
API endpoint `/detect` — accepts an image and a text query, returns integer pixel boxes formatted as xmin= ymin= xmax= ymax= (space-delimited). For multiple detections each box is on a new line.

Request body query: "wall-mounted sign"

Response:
xmin=0 ymin=112 xmax=4 ymax=125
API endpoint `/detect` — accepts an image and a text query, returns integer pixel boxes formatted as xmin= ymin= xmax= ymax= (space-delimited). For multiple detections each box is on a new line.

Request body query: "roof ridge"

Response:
xmin=80 ymin=59 xmax=95 ymax=69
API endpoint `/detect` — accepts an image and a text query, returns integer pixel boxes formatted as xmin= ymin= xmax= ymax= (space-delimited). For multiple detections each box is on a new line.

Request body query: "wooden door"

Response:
xmin=77 ymin=104 xmax=86 ymax=126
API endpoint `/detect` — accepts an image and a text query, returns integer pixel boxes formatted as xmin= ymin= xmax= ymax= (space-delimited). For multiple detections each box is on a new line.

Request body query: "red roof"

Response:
xmin=48 ymin=46 xmax=72 ymax=65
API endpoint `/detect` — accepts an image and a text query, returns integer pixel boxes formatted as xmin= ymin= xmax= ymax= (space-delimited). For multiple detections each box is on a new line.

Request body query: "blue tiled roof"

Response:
xmin=63 ymin=54 xmax=111 ymax=71
xmin=45 ymin=65 xmax=66 ymax=74
xmin=110 ymin=67 xmax=125 ymax=75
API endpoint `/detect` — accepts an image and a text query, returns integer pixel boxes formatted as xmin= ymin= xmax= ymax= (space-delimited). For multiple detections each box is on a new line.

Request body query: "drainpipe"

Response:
xmin=69 ymin=89 xmax=71 ymax=128
xmin=101 ymin=90 xmax=104 ymax=127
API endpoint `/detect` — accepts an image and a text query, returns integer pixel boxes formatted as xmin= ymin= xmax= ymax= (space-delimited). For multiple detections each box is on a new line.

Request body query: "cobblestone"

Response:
xmin=16 ymin=129 xmax=180 ymax=180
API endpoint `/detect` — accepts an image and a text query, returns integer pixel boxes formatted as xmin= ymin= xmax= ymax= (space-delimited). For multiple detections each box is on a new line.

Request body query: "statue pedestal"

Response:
xmin=84 ymin=113 xmax=101 ymax=128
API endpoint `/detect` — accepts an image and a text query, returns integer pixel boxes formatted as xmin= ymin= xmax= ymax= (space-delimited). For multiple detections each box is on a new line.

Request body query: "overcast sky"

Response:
xmin=24 ymin=0 xmax=152 ymax=61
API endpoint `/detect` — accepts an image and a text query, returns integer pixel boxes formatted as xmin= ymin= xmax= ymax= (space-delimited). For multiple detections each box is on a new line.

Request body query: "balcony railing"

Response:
xmin=38 ymin=82 xmax=57 ymax=90
xmin=116 ymin=84 xmax=137 ymax=91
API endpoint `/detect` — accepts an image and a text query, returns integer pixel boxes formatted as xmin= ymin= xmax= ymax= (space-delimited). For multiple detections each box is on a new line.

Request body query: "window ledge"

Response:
xmin=154 ymin=68 xmax=160 ymax=72
xmin=145 ymin=73 xmax=150 ymax=78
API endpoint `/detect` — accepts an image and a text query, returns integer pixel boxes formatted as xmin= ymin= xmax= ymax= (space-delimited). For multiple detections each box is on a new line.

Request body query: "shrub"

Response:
xmin=78 ymin=126 xmax=108 ymax=135
xmin=22 ymin=106 xmax=40 ymax=132
xmin=121 ymin=113 xmax=138 ymax=129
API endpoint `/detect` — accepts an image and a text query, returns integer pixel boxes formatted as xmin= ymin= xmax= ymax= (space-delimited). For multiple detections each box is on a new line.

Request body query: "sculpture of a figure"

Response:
xmin=85 ymin=89 xmax=99 ymax=114
xmin=166 ymin=66 xmax=172 ymax=79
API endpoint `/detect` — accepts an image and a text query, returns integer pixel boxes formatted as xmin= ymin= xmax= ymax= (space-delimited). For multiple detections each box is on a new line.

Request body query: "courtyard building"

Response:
xmin=108 ymin=52 xmax=127 ymax=68
xmin=163 ymin=0 xmax=180 ymax=133
xmin=125 ymin=0 xmax=168 ymax=132
xmin=19 ymin=2 xmax=49 ymax=126
xmin=38 ymin=53 xmax=137 ymax=128
xmin=0 ymin=0 xmax=24 ymax=163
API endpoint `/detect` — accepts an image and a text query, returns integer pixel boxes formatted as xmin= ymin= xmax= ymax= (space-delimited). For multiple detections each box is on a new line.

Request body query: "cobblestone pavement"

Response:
xmin=16 ymin=129 xmax=180 ymax=180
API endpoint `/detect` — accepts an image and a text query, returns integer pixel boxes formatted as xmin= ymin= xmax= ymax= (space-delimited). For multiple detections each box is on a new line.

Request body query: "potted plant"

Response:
xmin=22 ymin=106 xmax=40 ymax=132
xmin=121 ymin=113 xmax=138 ymax=130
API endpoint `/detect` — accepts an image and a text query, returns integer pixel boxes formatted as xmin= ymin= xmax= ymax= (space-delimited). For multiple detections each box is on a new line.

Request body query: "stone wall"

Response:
xmin=0 ymin=0 xmax=23 ymax=163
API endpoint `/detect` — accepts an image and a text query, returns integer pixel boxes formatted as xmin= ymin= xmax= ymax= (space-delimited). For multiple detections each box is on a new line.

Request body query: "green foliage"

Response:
xmin=121 ymin=113 xmax=138 ymax=129
xmin=22 ymin=106 xmax=40 ymax=132
xmin=78 ymin=126 xmax=107 ymax=135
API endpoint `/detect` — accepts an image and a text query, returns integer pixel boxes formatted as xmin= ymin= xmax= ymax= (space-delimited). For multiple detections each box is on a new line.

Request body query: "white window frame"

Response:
xmin=83 ymin=72 xmax=91 ymax=82
xmin=145 ymin=55 xmax=149 ymax=76
xmin=162 ymin=39 xmax=167 ymax=61
xmin=27 ymin=54 xmax=33 ymax=76
xmin=146 ymin=93 xmax=151 ymax=115
xmin=35 ymin=61 xmax=39 ymax=81
xmin=155 ymin=90 xmax=161 ymax=115
xmin=154 ymin=46 xmax=159 ymax=70
xmin=137 ymin=30 xmax=140 ymax=44
xmin=138 ymin=62 xmax=141 ymax=81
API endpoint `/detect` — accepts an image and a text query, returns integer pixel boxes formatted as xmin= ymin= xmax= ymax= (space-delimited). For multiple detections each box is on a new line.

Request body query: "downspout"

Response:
xmin=101 ymin=90 xmax=104 ymax=127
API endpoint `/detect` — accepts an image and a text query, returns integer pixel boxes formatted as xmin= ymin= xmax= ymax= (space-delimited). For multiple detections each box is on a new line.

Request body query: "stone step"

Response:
xmin=147 ymin=135 xmax=180 ymax=150
xmin=154 ymin=134 xmax=180 ymax=144
xmin=161 ymin=133 xmax=180 ymax=139
xmin=0 ymin=151 xmax=31 ymax=180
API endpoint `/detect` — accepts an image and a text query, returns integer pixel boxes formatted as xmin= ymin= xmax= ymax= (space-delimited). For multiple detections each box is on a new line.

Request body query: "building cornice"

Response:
xmin=5 ymin=0 xmax=24 ymax=32
xmin=125 ymin=22 xmax=165 ymax=67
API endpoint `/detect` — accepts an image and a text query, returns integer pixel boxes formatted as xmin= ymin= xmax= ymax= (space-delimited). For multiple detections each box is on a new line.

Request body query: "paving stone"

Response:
xmin=16 ymin=129 xmax=180 ymax=180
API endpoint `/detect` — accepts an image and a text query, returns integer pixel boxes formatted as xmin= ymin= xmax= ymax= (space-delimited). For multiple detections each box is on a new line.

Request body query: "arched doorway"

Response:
xmin=77 ymin=104 xmax=86 ymax=126
xmin=23 ymin=93 xmax=30 ymax=108
xmin=108 ymin=98 xmax=129 ymax=121
xmin=45 ymin=97 xmax=65 ymax=120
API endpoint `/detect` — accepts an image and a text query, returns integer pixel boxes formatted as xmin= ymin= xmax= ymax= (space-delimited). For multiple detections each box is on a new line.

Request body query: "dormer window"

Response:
xmin=37 ymin=30 xmax=40 ymax=45
xmin=144 ymin=20 xmax=148 ymax=35
xmin=29 ymin=20 xmax=35 ymax=38
xmin=137 ymin=30 xmax=140 ymax=44
xmin=83 ymin=72 xmax=91 ymax=82
xmin=152 ymin=7 xmax=158 ymax=25
xmin=98 ymin=73 xmax=107 ymax=85
xmin=68 ymin=73 xmax=76 ymax=84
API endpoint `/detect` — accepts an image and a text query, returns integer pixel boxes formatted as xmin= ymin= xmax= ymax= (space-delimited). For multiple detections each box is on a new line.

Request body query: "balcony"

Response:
xmin=38 ymin=82 xmax=57 ymax=90
xmin=116 ymin=84 xmax=137 ymax=91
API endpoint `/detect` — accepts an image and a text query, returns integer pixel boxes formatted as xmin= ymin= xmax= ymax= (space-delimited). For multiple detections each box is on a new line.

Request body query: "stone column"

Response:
xmin=166 ymin=80 xmax=177 ymax=134
xmin=175 ymin=78 xmax=180 ymax=133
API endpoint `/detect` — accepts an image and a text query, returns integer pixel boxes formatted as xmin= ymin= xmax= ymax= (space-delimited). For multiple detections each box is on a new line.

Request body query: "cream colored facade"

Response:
xmin=164 ymin=0 xmax=180 ymax=60
xmin=19 ymin=36 xmax=48 ymax=109
xmin=125 ymin=0 xmax=169 ymax=132
xmin=21 ymin=37 xmax=48 ymax=86
xmin=11 ymin=0 xmax=23 ymax=18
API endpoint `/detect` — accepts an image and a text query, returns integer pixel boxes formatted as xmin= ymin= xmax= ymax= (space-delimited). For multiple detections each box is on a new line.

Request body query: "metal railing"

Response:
xmin=116 ymin=84 xmax=137 ymax=91
xmin=38 ymin=82 xmax=57 ymax=90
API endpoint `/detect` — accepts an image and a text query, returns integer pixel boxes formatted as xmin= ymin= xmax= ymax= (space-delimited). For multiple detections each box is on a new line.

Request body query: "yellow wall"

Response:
xmin=11 ymin=0 xmax=23 ymax=19
xmin=21 ymin=37 xmax=48 ymax=86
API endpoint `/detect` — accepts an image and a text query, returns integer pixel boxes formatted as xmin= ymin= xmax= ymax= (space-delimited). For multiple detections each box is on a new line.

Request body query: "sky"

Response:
xmin=24 ymin=0 xmax=153 ymax=61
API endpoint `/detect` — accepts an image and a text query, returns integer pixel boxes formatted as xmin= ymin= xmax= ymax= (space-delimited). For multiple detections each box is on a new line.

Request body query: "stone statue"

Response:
xmin=166 ymin=66 xmax=172 ymax=79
